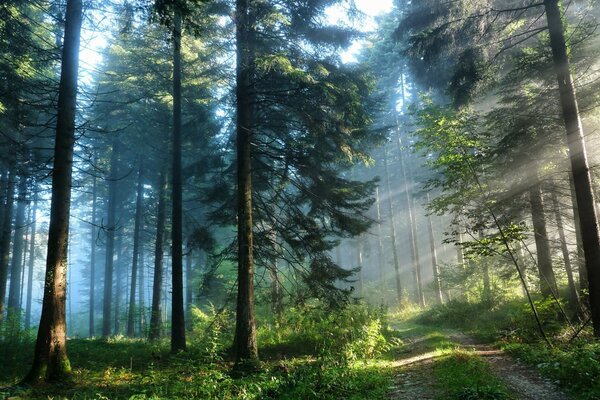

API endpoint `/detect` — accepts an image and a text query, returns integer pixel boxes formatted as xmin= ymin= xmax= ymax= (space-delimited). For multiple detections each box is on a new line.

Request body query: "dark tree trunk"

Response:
xmin=375 ymin=187 xmax=385 ymax=285
xmin=0 ymin=168 xmax=15 ymax=322
xmin=383 ymin=146 xmax=403 ymax=304
xmin=114 ymin=230 xmax=123 ymax=334
xmin=234 ymin=0 xmax=258 ymax=366
xmin=7 ymin=175 xmax=28 ymax=318
xmin=185 ymin=249 xmax=192 ymax=329
xmin=529 ymin=183 xmax=557 ymax=297
xmin=25 ymin=190 xmax=38 ymax=330
xmin=544 ymin=0 xmax=600 ymax=335
xmin=127 ymin=163 xmax=144 ymax=337
xmin=19 ymin=203 xmax=30 ymax=311
xmin=89 ymin=169 xmax=97 ymax=337
xmin=427 ymin=194 xmax=443 ymax=304
xmin=149 ymin=169 xmax=167 ymax=341
xmin=23 ymin=0 xmax=82 ymax=383
xmin=102 ymin=139 xmax=120 ymax=338
xmin=551 ymin=189 xmax=582 ymax=314
xmin=138 ymin=234 xmax=146 ymax=334
xmin=171 ymin=10 xmax=186 ymax=353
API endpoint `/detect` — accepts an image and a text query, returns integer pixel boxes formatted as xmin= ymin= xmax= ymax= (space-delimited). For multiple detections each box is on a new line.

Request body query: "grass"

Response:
xmin=415 ymin=298 xmax=600 ymax=399
xmin=0 ymin=303 xmax=397 ymax=399
xmin=433 ymin=350 xmax=512 ymax=400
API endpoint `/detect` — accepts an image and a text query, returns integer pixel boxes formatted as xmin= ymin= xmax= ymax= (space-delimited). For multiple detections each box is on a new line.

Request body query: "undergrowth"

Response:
xmin=0 ymin=302 xmax=396 ymax=399
xmin=434 ymin=350 xmax=512 ymax=400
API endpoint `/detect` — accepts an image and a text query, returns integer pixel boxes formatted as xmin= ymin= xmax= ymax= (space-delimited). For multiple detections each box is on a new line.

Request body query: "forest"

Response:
xmin=1 ymin=0 xmax=600 ymax=399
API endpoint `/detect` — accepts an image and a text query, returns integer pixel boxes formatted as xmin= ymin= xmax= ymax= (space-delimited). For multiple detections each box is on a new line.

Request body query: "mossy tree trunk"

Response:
xmin=234 ymin=0 xmax=258 ymax=366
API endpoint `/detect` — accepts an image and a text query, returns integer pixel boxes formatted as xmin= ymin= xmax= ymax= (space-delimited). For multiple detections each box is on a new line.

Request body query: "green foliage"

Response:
xmin=418 ymin=298 xmax=566 ymax=343
xmin=434 ymin=350 xmax=512 ymax=400
xmin=259 ymin=302 xmax=389 ymax=363
xmin=504 ymin=341 xmax=600 ymax=400
xmin=0 ymin=302 xmax=393 ymax=399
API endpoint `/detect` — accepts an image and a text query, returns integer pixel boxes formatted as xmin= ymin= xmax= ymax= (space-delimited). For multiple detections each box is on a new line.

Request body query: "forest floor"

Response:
xmin=387 ymin=320 xmax=570 ymax=400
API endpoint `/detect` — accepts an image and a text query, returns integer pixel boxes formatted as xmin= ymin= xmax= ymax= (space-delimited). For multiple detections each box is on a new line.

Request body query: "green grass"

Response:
xmin=434 ymin=350 xmax=513 ymax=400
xmin=415 ymin=298 xmax=600 ymax=399
xmin=0 ymin=303 xmax=396 ymax=399
xmin=504 ymin=340 xmax=600 ymax=400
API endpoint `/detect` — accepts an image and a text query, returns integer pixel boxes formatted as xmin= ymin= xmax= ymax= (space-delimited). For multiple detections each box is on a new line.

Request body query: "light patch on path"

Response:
xmin=388 ymin=325 xmax=571 ymax=400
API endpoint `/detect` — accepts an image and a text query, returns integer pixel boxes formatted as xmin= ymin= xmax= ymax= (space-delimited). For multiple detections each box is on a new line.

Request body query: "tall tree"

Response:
xmin=171 ymin=8 xmax=186 ymax=353
xmin=149 ymin=169 xmax=167 ymax=341
xmin=234 ymin=0 xmax=258 ymax=366
xmin=23 ymin=0 xmax=83 ymax=383
xmin=7 ymin=175 xmax=29 ymax=318
xmin=544 ymin=0 xmax=600 ymax=335
xmin=127 ymin=162 xmax=144 ymax=337
xmin=102 ymin=138 xmax=120 ymax=338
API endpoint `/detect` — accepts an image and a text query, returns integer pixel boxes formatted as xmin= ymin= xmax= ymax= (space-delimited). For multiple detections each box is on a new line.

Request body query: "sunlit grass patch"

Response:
xmin=434 ymin=349 xmax=513 ymax=400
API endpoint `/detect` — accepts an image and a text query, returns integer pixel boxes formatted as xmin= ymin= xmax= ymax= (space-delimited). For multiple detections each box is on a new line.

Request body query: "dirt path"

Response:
xmin=388 ymin=324 xmax=570 ymax=400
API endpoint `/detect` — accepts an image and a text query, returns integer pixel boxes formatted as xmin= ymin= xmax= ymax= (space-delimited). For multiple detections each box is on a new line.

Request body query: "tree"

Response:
xmin=23 ymin=0 xmax=83 ymax=384
xmin=544 ymin=0 xmax=600 ymax=336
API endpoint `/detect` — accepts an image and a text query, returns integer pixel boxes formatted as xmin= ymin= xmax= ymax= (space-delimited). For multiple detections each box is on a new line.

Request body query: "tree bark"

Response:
xmin=149 ymin=169 xmax=167 ymax=341
xmin=568 ymin=172 xmax=588 ymax=295
xmin=427 ymin=194 xmax=443 ymax=304
xmin=7 ymin=175 xmax=28 ymax=318
xmin=127 ymin=163 xmax=144 ymax=337
xmin=185 ymin=249 xmax=192 ymax=329
xmin=551 ymin=189 xmax=581 ymax=314
xmin=544 ymin=0 xmax=600 ymax=335
xmin=102 ymin=138 xmax=120 ymax=338
xmin=0 ymin=167 xmax=15 ymax=322
xmin=25 ymin=190 xmax=38 ymax=330
xmin=138 ymin=230 xmax=146 ymax=335
xmin=234 ymin=0 xmax=258 ymax=366
xmin=529 ymin=182 xmax=557 ymax=297
xmin=23 ymin=0 xmax=82 ymax=383
xmin=383 ymin=146 xmax=403 ymax=304
xmin=397 ymin=135 xmax=424 ymax=307
xmin=375 ymin=187 xmax=385 ymax=286
xmin=89 ymin=168 xmax=97 ymax=337
xmin=171 ymin=9 xmax=186 ymax=353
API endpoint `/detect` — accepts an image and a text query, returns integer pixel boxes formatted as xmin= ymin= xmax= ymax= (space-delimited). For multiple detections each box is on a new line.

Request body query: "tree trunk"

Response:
xmin=138 ymin=230 xmax=146 ymax=335
xmin=398 ymin=137 xmax=424 ymax=307
xmin=114 ymin=228 xmax=123 ymax=334
xmin=171 ymin=9 xmax=186 ymax=353
xmin=25 ymin=190 xmax=38 ymax=330
xmin=7 ymin=175 xmax=28 ymax=318
xmin=23 ymin=0 xmax=82 ymax=383
xmin=551 ymin=189 xmax=582 ymax=314
xmin=375 ymin=187 xmax=385 ymax=285
xmin=185 ymin=249 xmax=192 ymax=329
xmin=0 ymin=167 xmax=15 ymax=322
xmin=544 ymin=0 xmax=600 ymax=335
xmin=529 ymin=183 xmax=557 ymax=297
xmin=102 ymin=138 xmax=120 ymax=338
xmin=427 ymin=194 xmax=443 ymax=304
xmin=89 ymin=169 xmax=97 ymax=337
xmin=568 ymin=173 xmax=588 ymax=295
xmin=127 ymin=163 xmax=144 ymax=337
xmin=234 ymin=0 xmax=258 ymax=366
xmin=149 ymin=169 xmax=167 ymax=341
xmin=355 ymin=236 xmax=364 ymax=297
xmin=383 ymin=146 xmax=403 ymax=304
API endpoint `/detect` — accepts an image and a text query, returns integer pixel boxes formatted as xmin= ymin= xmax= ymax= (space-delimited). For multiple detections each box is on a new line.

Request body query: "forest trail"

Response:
xmin=387 ymin=322 xmax=570 ymax=400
